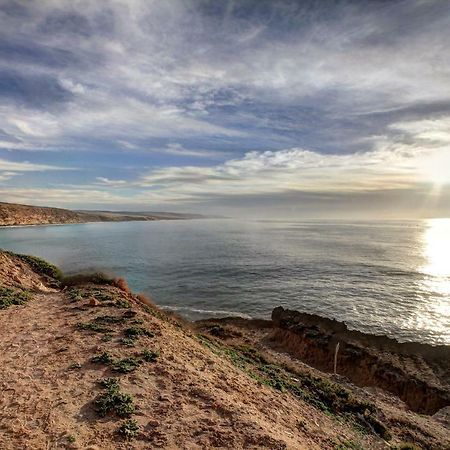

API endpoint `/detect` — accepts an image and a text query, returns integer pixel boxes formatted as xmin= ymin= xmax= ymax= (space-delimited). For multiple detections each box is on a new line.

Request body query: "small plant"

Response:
xmin=124 ymin=326 xmax=154 ymax=338
xmin=0 ymin=287 xmax=32 ymax=309
xmin=141 ymin=349 xmax=159 ymax=362
xmin=91 ymin=352 xmax=115 ymax=364
xmin=117 ymin=419 xmax=140 ymax=439
xmin=98 ymin=377 xmax=120 ymax=390
xmin=120 ymin=337 xmax=136 ymax=347
xmin=66 ymin=434 xmax=76 ymax=443
xmin=77 ymin=322 xmax=113 ymax=333
xmin=115 ymin=299 xmax=131 ymax=308
xmin=67 ymin=288 xmax=83 ymax=301
xmin=112 ymin=357 xmax=141 ymax=373
xmin=95 ymin=381 xmax=135 ymax=417
xmin=102 ymin=334 xmax=113 ymax=342
xmin=93 ymin=314 xmax=125 ymax=324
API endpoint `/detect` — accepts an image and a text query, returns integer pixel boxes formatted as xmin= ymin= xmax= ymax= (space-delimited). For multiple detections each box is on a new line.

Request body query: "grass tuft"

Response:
xmin=61 ymin=272 xmax=115 ymax=287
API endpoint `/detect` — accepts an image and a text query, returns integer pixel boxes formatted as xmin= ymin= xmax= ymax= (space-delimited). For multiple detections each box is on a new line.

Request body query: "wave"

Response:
xmin=160 ymin=305 xmax=252 ymax=319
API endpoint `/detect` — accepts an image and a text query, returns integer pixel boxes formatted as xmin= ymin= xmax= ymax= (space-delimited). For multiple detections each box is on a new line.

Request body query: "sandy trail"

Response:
xmin=0 ymin=289 xmax=327 ymax=449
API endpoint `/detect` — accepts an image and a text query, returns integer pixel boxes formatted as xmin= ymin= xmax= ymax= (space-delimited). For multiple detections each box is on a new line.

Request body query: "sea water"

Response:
xmin=1 ymin=218 xmax=449 ymax=345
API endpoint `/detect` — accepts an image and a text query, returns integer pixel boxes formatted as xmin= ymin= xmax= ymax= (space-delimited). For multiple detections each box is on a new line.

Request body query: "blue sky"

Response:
xmin=0 ymin=0 xmax=449 ymax=218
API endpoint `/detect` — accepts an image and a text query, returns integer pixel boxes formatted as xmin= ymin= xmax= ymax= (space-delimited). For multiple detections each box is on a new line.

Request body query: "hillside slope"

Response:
xmin=0 ymin=251 xmax=448 ymax=449
xmin=0 ymin=202 xmax=197 ymax=226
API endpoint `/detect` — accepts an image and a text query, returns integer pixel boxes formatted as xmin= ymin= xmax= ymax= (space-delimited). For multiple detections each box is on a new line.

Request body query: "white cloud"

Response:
xmin=136 ymin=145 xmax=432 ymax=204
xmin=95 ymin=177 xmax=128 ymax=187
xmin=0 ymin=158 xmax=70 ymax=173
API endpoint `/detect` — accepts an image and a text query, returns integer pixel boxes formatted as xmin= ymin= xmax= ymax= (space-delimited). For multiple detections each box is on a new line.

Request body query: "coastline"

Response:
xmin=1 ymin=249 xmax=449 ymax=449
xmin=0 ymin=201 xmax=205 ymax=228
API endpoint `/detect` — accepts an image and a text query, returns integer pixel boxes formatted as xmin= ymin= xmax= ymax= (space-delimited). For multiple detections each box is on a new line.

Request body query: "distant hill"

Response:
xmin=0 ymin=202 xmax=204 ymax=226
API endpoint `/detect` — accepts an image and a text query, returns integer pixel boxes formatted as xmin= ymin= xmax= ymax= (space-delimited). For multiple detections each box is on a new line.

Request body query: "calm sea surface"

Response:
xmin=0 ymin=219 xmax=449 ymax=345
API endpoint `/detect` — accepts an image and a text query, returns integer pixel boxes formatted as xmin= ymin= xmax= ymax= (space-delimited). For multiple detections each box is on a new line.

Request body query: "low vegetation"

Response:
xmin=61 ymin=272 xmax=115 ymax=287
xmin=0 ymin=286 xmax=32 ymax=309
xmin=117 ymin=419 xmax=140 ymax=439
xmin=91 ymin=352 xmax=115 ymax=365
xmin=94 ymin=378 xmax=135 ymax=417
xmin=6 ymin=251 xmax=63 ymax=280
xmin=141 ymin=348 xmax=159 ymax=362
xmin=90 ymin=349 xmax=158 ymax=373
xmin=124 ymin=326 xmax=154 ymax=338
xmin=198 ymin=335 xmax=390 ymax=441
xmin=67 ymin=286 xmax=132 ymax=309
xmin=77 ymin=322 xmax=114 ymax=333
xmin=113 ymin=357 xmax=142 ymax=373
xmin=120 ymin=337 xmax=136 ymax=347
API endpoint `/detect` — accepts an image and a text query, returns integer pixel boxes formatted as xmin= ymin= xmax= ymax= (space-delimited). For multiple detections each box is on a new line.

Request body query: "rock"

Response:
xmin=271 ymin=306 xmax=285 ymax=322
xmin=88 ymin=298 xmax=101 ymax=307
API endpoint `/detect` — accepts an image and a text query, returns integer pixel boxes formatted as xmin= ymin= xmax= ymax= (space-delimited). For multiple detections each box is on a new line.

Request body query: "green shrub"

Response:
xmin=77 ymin=322 xmax=113 ymax=333
xmin=124 ymin=326 xmax=154 ymax=338
xmin=91 ymin=352 xmax=115 ymax=364
xmin=98 ymin=377 xmax=120 ymax=390
xmin=120 ymin=337 xmax=137 ymax=347
xmin=95 ymin=382 xmax=135 ymax=417
xmin=112 ymin=357 xmax=141 ymax=373
xmin=117 ymin=419 xmax=140 ymax=439
xmin=141 ymin=349 xmax=159 ymax=362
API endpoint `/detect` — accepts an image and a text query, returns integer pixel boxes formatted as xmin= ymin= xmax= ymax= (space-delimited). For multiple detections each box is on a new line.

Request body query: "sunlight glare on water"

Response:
xmin=420 ymin=219 xmax=450 ymax=336
xmin=423 ymin=218 xmax=450 ymax=278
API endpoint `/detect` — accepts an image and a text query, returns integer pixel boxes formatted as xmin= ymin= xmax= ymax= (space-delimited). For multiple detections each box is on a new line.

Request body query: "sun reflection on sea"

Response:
xmin=421 ymin=218 xmax=450 ymax=322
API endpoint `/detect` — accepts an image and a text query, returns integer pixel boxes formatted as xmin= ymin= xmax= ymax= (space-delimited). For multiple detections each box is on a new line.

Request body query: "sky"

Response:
xmin=0 ymin=0 xmax=449 ymax=218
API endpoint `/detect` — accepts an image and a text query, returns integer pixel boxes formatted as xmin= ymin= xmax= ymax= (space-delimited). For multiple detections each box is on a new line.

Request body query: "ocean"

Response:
xmin=0 ymin=218 xmax=449 ymax=346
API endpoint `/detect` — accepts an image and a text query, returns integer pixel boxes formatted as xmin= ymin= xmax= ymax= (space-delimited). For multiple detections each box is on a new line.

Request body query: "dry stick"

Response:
xmin=334 ymin=342 xmax=340 ymax=375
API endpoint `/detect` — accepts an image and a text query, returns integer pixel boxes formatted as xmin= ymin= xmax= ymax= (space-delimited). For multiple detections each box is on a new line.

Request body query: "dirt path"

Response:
xmin=0 ymin=288 xmax=327 ymax=449
xmin=0 ymin=292 xmax=81 ymax=449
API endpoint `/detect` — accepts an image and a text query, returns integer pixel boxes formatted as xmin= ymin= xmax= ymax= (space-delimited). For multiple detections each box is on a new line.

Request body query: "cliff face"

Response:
xmin=0 ymin=202 xmax=87 ymax=226
xmin=270 ymin=307 xmax=450 ymax=415
xmin=0 ymin=202 xmax=194 ymax=226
